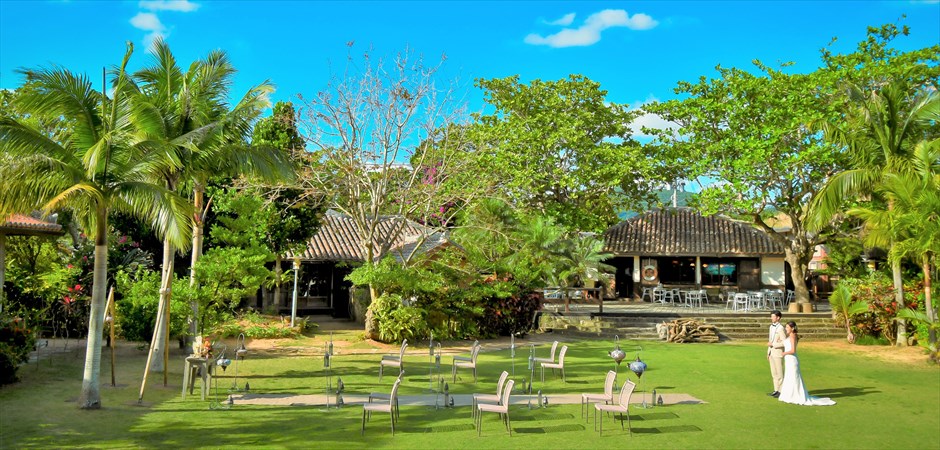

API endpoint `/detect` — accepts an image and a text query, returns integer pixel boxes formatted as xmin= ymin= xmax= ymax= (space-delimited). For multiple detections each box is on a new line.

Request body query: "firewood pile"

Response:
xmin=659 ymin=319 xmax=720 ymax=343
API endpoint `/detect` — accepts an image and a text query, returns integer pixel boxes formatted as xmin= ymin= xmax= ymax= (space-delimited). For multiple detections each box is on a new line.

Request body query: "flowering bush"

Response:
xmin=840 ymin=273 xmax=923 ymax=343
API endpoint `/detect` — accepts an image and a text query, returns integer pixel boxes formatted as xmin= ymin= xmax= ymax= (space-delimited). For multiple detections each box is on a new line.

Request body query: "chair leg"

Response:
xmin=506 ymin=412 xmax=512 ymax=436
xmin=619 ymin=413 xmax=625 ymax=431
xmin=390 ymin=412 xmax=395 ymax=436
xmin=540 ymin=366 xmax=544 ymax=383
xmin=379 ymin=364 xmax=383 ymax=381
xmin=561 ymin=368 xmax=565 ymax=383
xmin=361 ymin=409 xmax=367 ymax=435
xmin=452 ymin=364 xmax=457 ymax=382
xmin=472 ymin=366 xmax=477 ymax=383
xmin=627 ymin=411 xmax=632 ymax=436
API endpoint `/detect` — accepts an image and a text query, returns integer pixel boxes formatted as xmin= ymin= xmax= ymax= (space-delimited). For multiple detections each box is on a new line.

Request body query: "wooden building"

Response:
xmin=602 ymin=208 xmax=788 ymax=300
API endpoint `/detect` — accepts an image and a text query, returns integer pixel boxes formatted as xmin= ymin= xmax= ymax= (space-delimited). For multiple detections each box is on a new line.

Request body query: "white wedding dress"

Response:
xmin=778 ymin=338 xmax=835 ymax=406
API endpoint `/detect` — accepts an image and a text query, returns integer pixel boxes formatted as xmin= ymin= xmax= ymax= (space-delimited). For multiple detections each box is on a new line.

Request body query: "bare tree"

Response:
xmin=296 ymin=46 xmax=488 ymax=295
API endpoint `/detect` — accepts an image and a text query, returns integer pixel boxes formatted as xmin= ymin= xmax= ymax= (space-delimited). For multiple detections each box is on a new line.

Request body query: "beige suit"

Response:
xmin=768 ymin=322 xmax=786 ymax=392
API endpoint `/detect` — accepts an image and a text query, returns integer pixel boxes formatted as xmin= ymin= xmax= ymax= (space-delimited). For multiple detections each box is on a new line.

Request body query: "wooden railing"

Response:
xmin=540 ymin=287 xmax=605 ymax=313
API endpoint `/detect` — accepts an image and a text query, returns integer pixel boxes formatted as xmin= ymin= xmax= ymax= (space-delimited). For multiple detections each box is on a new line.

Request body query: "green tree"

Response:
xmin=828 ymin=284 xmax=870 ymax=343
xmin=472 ymin=75 xmax=671 ymax=232
xmin=847 ymin=140 xmax=939 ymax=350
xmin=0 ymin=43 xmax=191 ymax=409
xmin=129 ymin=38 xmax=289 ymax=374
xmin=250 ymin=101 xmax=323 ymax=310
xmin=809 ymin=81 xmax=938 ymax=345
xmin=645 ymin=24 xmax=939 ymax=307
xmin=296 ymin=47 xmax=484 ymax=316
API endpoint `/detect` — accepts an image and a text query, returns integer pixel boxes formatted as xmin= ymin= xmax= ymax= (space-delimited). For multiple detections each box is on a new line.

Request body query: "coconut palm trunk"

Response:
xmin=189 ymin=184 xmax=205 ymax=337
xmin=923 ymin=254 xmax=936 ymax=347
xmin=78 ymin=211 xmax=108 ymax=409
xmin=148 ymin=239 xmax=175 ymax=372
xmin=892 ymin=260 xmax=908 ymax=346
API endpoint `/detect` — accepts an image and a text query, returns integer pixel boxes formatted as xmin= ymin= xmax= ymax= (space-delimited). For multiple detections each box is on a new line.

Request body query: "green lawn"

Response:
xmin=2 ymin=331 xmax=938 ymax=449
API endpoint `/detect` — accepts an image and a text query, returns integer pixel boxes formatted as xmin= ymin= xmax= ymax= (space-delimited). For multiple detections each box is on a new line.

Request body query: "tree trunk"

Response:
xmin=274 ymin=253 xmax=283 ymax=309
xmin=78 ymin=209 xmax=108 ymax=409
xmin=364 ymin=284 xmax=380 ymax=339
xmin=892 ymin=260 xmax=908 ymax=347
xmin=189 ymin=185 xmax=205 ymax=338
xmin=923 ymin=254 xmax=936 ymax=349
xmin=784 ymin=251 xmax=812 ymax=304
xmin=150 ymin=239 xmax=175 ymax=372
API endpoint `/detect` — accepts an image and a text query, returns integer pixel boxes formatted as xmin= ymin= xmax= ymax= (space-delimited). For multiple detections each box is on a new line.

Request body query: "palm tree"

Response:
xmin=850 ymin=139 xmax=939 ymax=351
xmin=0 ymin=43 xmax=191 ymax=408
xmin=828 ymin=284 xmax=869 ymax=343
xmin=130 ymin=39 xmax=290 ymax=374
xmin=809 ymin=80 xmax=938 ymax=346
xmin=553 ymin=234 xmax=615 ymax=312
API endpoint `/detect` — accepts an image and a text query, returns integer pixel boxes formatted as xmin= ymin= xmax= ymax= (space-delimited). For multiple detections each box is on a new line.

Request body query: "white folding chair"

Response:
xmin=472 ymin=371 xmax=509 ymax=421
xmin=362 ymin=378 xmax=401 ymax=436
xmin=594 ymin=379 xmax=636 ymax=436
xmin=379 ymin=342 xmax=407 ymax=381
xmin=581 ymin=370 xmax=617 ymax=420
xmin=540 ymin=345 xmax=568 ymax=383
xmin=732 ymin=293 xmax=750 ymax=311
xmin=475 ymin=379 xmax=515 ymax=436
xmin=532 ymin=341 xmax=558 ymax=365
xmin=453 ymin=342 xmax=481 ymax=382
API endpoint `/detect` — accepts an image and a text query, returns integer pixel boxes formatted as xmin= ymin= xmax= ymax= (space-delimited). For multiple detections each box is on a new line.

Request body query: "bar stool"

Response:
xmin=182 ymin=356 xmax=211 ymax=400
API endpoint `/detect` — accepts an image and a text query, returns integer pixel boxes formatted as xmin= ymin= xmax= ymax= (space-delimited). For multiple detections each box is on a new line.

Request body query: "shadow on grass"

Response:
xmin=512 ymin=413 xmax=576 ymax=422
xmin=810 ymin=386 xmax=879 ymax=398
xmin=633 ymin=424 xmax=702 ymax=434
xmin=514 ymin=423 xmax=586 ymax=433
xmin=400 ymin=423 xmax=476 ymax=433
xmin=633 ymin=411 xmax=680 ymax=421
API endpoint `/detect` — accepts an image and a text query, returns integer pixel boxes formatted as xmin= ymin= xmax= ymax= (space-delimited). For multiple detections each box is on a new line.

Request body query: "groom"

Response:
xmin=767 ymin=310 xmax=786 ymax=398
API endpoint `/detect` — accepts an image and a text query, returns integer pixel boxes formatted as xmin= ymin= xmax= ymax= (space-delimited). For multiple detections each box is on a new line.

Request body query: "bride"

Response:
xmin=778 ymin=321 xmax=835 ymax=406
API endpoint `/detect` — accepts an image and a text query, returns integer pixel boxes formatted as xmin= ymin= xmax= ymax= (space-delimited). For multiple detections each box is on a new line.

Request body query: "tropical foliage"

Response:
xmin=0 ymin=43 xmax=192 ymax=408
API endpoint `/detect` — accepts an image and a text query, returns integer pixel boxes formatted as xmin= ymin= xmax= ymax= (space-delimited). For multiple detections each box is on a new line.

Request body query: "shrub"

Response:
xmin=369 ymin=293 xmax=428 ymax=343
xmin=839 ymin=273 xmax=922 ymax=342
xmin=213 ymin=310 xmax=314 ymax=339
xmin=478 ymin=291 xmax=542 ymax=338
xmin=115 ymin=270 xmax=190 ymax=342
xmin=0 ymin=312 xmax=38 ymax=386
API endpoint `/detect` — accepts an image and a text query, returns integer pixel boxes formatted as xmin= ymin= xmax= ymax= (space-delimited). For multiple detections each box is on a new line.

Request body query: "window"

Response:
xmin=655 ymin=257 xmax=695 ymax=284
xmin=700 ymin=257 xmax=756 ymax=286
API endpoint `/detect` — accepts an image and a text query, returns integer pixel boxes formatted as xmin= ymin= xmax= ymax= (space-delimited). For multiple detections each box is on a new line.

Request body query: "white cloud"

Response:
xmin=139 ymin=0 xmax=200 ymax=12
xmin=525 ymin=9 xmax=658 ymax=48
xmin=630 ymin=111 xmax=678 ymax=138
xmin=130 ymin=12 xmax=165 ymax=45
xmin=547 ymin=13 xmax=576 ymax=26
xmin=628 ymin=97 xmax=679 ymax=139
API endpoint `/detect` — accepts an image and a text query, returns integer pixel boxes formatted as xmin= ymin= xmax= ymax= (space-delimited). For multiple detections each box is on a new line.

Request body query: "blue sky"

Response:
xmin=2 ymin=0 xmax=938 ymax=136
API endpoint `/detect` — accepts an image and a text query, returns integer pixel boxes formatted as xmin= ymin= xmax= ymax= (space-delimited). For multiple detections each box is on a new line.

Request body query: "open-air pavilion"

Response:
xmin=1 ymin=213 xmax=65 ymax=310
xmin=602 ymin=208 xmax=791 ymax=302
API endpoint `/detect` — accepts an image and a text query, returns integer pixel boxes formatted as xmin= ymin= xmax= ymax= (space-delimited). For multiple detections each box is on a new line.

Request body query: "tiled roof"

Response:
xmin=1 ymin=214 xmax=64 ymax=236
xmin=603 ymin=208 xmax=783 ymax=256
xmin=387 ymin=231 xmax=452 ymax=264
xmin=290 ymin=210 xmax=431 ymax=262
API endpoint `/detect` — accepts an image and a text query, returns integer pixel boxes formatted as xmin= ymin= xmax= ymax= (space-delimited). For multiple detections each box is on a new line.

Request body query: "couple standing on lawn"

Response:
xmin=767 ymin=310 xmax=836 ymax=406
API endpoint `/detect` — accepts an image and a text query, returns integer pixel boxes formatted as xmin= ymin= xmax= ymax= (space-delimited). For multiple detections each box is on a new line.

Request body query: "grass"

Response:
xmin=1 ymin=328 xmax=938 ymax=449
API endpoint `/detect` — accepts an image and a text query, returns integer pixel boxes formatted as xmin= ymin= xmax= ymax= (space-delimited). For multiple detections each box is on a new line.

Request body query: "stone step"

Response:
xmin=539 ymin=311 xmax=845 ymax=342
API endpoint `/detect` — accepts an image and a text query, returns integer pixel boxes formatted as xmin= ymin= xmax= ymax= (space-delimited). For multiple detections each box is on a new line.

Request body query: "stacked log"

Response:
xmin=661 ymin=319 xmax=720 ymax=343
